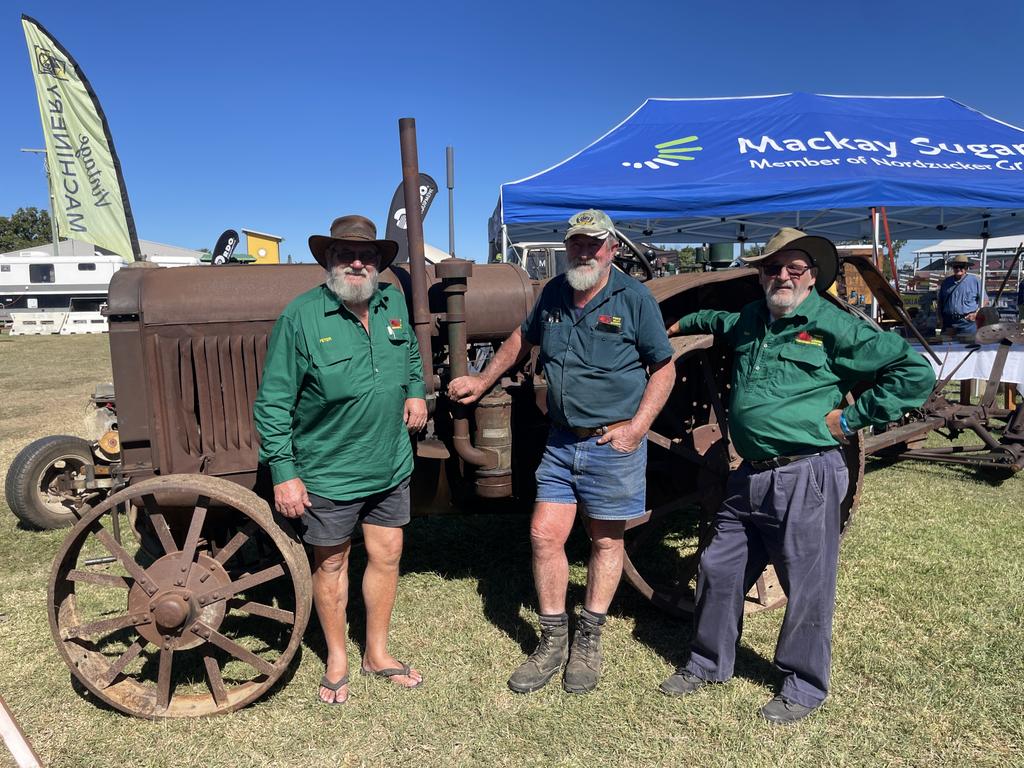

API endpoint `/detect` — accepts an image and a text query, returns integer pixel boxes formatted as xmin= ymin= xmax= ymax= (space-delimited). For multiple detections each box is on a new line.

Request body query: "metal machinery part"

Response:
xmin=48 ymin=474 xmax=311 ymax=718
xmin=850 ymin=258 xmax=1024 ymax=473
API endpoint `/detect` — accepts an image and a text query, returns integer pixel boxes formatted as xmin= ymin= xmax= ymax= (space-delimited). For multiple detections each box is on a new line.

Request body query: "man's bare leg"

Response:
xmin=312 ymin=542 xmax=351 ymax=703
xmin=530 ymin=502 xmax=578 ymax=614
xmin=360 ymin=523 xmax=422 ymax=687
xmin=583 ymin=518 xmax=627 ymax=613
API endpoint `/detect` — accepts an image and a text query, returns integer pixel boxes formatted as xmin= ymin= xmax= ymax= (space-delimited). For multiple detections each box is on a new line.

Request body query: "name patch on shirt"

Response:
xmin=597 ymin=314 xmax=622 ymax=333
xmin=319 ymin=336 xmax=332 ymax=344
xmin=795 ymin=331 xmax=823 ymax=347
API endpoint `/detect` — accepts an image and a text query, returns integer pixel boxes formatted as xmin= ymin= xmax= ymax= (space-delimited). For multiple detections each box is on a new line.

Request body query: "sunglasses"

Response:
xmin=760 ymin=262 xmax=812 ymax=278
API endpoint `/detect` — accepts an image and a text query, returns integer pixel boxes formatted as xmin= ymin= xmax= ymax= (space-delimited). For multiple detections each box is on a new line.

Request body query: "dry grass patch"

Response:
xmin=0 ymin=334 xmax=1021 ymax=767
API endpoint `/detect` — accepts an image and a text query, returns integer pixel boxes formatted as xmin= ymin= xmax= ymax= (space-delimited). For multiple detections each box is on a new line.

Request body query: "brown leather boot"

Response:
xmin=563 ymin=614 xmax=603 ymax=694
xmin=507 ymin=617 xmax=569 ymax=694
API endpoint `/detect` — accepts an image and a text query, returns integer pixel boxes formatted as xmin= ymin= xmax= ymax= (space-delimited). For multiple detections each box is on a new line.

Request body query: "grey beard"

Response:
xmin=566 ymin=260 xmax=604 ymax=291
xmin=765 ymin=283 xmax=808 ymax=314
xmin=326 ymin=268 xmax=378 ymax=304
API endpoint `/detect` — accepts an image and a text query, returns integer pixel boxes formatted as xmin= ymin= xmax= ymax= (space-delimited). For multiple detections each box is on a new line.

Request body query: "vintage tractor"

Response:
xmin=39 ymin=122 xmax=869 ymax=719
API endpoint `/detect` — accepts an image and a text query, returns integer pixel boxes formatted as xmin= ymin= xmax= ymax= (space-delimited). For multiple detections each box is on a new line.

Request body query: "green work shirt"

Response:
xmin=678 ymin=290 xmax=935 ymax=461
xmin=521 ymin=268 xmax=673 ymax=428
xmin=253 ymin=283 xmax=425 ymax=500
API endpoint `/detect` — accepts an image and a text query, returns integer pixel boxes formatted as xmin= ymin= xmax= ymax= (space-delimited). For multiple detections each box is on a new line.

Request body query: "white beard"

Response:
xmin=566 ymin=259 xmax=605 ymax=291
xmin=326 ymin=265 xmax=378 ymax=304
xmin=765 ymin=281 xmax=810 ymax=314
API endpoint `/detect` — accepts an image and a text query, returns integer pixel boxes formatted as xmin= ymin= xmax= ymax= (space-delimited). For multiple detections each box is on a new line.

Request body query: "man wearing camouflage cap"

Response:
xmin=449 ymin=209 xmax=675 ymax=695
xmin=660 ymin=228 xmax=934 ymax=723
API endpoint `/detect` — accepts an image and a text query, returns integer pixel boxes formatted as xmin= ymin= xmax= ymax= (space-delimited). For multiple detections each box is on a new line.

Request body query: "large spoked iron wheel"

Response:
xmin=48 ymin=474 xmax=312 ymax=719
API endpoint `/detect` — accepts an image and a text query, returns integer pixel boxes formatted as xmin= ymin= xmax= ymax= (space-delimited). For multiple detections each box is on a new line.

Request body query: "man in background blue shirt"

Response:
xmin=938 ymin=255 xmax=986 ymax=337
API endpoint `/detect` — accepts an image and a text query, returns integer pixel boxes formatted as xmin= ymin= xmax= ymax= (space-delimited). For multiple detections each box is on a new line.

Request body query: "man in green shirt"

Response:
xmin=658 ymin=228 xmax=934 ymax=723
xmin=254 ymin=215 xmax=427 ymax=705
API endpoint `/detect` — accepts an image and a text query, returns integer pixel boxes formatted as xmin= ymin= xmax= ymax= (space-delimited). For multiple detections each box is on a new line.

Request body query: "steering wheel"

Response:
xmin=613 ymin=231 xmax=655 ymax=281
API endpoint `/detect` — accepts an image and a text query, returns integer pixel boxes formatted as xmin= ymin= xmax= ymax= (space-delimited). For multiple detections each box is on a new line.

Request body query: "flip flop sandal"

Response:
xmin=318 ymin=673 xmax=350 ymax=705
xmin=360 ymin=661 xmax=424 ymax=689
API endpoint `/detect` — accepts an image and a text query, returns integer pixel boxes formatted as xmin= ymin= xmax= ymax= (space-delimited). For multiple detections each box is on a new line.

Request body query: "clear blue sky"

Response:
xmin=4 ymin=0 xmax=1024 ymax=263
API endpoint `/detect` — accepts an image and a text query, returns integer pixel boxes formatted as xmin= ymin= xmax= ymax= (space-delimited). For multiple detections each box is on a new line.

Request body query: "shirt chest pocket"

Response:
xmin=777 ymin=342 xmax=826 ymax=374
xmin=312 ymin=343 xmax=357 ymax=403
xmin=589 ymin=329 xmax=626 ymax=371
xmin=384 ymin=326 xmax=410 ymax=381
xmin=539 ymin=320 xmax=569 ymax=362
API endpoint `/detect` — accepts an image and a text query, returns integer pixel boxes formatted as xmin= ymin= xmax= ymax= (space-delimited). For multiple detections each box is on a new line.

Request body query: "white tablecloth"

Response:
xmin=911 ymin=341 xmax=1024 ymax=394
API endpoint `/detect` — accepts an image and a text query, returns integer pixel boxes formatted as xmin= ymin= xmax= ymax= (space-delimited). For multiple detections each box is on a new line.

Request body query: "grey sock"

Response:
xmin=580 ymin=608 xmax=606 ymax=626
xmin=539 ymin=612 xmax=568 ymax=628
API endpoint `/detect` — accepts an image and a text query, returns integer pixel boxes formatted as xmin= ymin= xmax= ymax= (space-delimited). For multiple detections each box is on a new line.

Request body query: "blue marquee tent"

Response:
xmin=490 ymin=93 xmax=1024 ymax=248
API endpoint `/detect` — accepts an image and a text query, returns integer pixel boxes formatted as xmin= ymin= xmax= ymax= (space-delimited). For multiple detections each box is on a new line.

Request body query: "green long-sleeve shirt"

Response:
xmin=253 ymin=283 xmax=425 ymax=500
xmin=679 ymin=290 xmax=935 ymax=461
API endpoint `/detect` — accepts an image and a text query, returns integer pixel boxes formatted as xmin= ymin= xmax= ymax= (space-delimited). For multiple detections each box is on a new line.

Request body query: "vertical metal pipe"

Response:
xmin=398 ymin=118 xmax=435 ymax=400
xmin=446 ymin=145 xmax=456 ymax=258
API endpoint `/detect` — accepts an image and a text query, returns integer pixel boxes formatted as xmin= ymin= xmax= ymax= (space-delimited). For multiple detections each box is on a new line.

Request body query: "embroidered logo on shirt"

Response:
xmin=389 ymin=318 xmax=403 ymax=330
xmin=319 ymin=336 xmax=332 ymax=343
xmin=597 ymin=314 xmax=623 ymax=333
xmin=795 ymin=331 xmax=823 ymax=346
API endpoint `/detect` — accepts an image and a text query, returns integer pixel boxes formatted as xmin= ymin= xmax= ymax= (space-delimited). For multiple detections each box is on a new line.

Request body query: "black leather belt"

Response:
xmin=748 ymin=447 xmax=839 ymax=472
xmin=557 ymin=420 xmax=631 ymax=439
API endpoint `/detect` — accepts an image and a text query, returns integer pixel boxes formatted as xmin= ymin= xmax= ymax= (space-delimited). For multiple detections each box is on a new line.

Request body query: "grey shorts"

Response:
xmin=300 ymin=477 xmax=411 ymax=547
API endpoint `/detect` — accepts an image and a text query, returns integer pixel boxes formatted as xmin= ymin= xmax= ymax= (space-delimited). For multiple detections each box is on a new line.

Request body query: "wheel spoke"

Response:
xmin=93 ymin=526 xmax=158 ymax=595
xmin=67 ymin=569 xmax=131 ymax=589
xmin=213 ymin=521 xmax=257 ymax=566
xmin=156 ymin=647 xmax=173 ymax=710
xmin=203 ymin=654 xmax=228 ymax=707
xmin=192 ymin=621 xmax=276 ymax=676
xmin=98 ymin=640 xmax=146 ymax=688
xmin=142 ymin=495 xmax=178 ymax=555
xmin=228 ymin=599 xmax=295 ymax=625
xmin=195 ymin=564 xmax=285 ymax=607
xmin=61 ymin=612 xmax=150 ymax=640
xmin=179 ymin=499 xmax=208 ymax=573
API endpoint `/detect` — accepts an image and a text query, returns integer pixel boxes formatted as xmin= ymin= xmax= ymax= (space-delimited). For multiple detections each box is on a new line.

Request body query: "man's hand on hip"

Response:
xmin=404 ymin=397 xmax=428 ymax=432
xmin=825 ymin=408 xmax=848 ymax=443
xmin=597 ymin=421 xmax=644 ymax=453
xmin=274 ymin=478 xmax=311 ymax=518
xmin=447 ymin=375 xmax=489 ymax=405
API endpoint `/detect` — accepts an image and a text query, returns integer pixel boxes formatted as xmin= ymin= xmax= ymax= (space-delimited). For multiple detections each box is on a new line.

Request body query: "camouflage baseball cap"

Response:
xmin=564 ymin=209 xmax=615 ymax=241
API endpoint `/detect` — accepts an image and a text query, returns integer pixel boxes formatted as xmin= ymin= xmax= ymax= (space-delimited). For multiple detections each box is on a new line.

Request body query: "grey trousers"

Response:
xmin=684 ymin=448 xmax=849 ymax=707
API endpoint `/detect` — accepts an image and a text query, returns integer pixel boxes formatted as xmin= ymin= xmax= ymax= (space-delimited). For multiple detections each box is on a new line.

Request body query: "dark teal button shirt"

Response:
xmin=522 ymin=268 xmax=673 ymax=428
xmin=254 ymin=283 xmax=425 ymax=500
xmin=679 ymin=290 xmax=935 ymax=461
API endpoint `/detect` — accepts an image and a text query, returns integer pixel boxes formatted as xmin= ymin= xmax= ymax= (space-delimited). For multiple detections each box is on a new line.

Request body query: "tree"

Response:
xmin=0 ymin=207 xmax=52 ymax=252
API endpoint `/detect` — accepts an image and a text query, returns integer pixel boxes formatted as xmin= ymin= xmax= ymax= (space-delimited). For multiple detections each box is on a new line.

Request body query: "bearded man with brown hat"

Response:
xmin=659 ymin=228 xmax=934 ymax=723
xmin=254 ymin=215 xmax=428 ymax=704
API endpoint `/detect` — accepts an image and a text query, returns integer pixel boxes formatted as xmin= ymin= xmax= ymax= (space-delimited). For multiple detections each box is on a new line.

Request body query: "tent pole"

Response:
xmin=979 ymin=231 xmax=990 ymax=306
xmin=870 ymin=208 xmax=880 ymax=320
xmin=501 ymin=224 xmax=510 ymax=264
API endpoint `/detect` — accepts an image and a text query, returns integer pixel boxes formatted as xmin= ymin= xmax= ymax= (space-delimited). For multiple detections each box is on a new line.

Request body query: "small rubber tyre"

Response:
xmin=4 ymin=435 xmax=98 ymax=529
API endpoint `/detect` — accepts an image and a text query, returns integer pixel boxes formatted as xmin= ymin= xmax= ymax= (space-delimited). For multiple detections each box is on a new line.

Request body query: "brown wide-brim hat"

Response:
xmin=947 ymin=254 xmax=971 ymax=267
xmin=741 ymin=227 xmax=839 ymax=292
xmin=308 ymin=214 xmax=399 ymax=271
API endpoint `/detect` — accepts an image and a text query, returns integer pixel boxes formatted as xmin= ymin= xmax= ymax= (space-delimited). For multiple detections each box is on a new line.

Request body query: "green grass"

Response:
xmin=0 ymin=334 xmax=1022 ymax=767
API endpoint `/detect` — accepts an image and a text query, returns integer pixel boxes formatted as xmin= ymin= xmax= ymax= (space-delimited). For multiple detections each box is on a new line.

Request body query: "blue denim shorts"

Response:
xmin=534 ymin=426 xmax=648 ymax=520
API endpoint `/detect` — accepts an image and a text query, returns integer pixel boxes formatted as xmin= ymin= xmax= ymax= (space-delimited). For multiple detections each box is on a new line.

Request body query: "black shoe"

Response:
xmin=759 ymin=695 xmax=821 ymax=724
xmin=658 ymin=669 xmax=708 ymax=696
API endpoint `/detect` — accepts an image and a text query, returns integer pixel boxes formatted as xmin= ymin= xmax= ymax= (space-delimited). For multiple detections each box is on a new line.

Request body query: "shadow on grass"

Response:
xmin=865 ymin=454 xmax=1015 ymax=487
xmin=299 ymin=509 xmax=781 ymax=694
